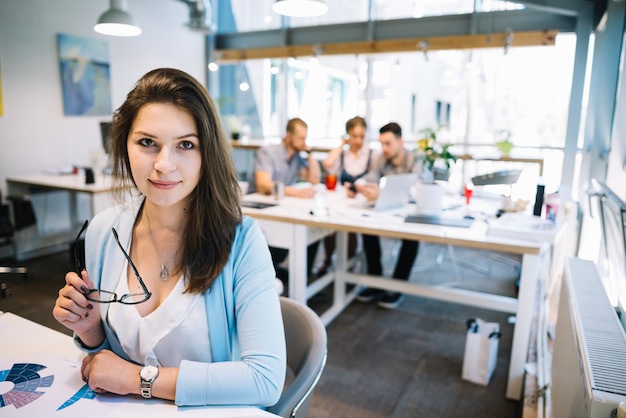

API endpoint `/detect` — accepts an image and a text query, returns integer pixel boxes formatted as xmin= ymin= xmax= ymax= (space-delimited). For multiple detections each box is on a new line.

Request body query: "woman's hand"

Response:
xmin=52 ymin=270 xmax=103 ymax=340
xmin=81 ymin=350 xmax=141 ymax=395
xmin=344 ymin=182 xmax=357 ymax=198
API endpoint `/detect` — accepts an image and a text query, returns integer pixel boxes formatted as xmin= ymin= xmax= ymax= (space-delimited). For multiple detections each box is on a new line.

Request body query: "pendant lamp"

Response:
xmin=272 ymin=0 xmax=328 ymax=18
xmin=94 ymin=0 xmax=142 ymax=37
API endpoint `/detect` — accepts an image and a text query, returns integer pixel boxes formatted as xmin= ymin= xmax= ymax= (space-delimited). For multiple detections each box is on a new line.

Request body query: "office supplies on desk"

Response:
xmin=487 ymin=212 xmax=559 ymax=242
xmin=84 ymin=168 xmax=95 ymax=184
xmin=404 ymin=214 xmax=473 ymax=228
xmin=533 ymin=184 xmax=545 ymax=216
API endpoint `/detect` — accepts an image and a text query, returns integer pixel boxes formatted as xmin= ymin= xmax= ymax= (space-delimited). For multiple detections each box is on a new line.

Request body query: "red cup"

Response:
xmin=464 ymin=183 xmax=473 ymax=204
xmin=325 ymin=173 xmax=337 ymax=190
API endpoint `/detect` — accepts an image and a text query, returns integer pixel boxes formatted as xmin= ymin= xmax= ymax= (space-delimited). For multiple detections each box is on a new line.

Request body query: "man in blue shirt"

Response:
xmin=249 ymin=118 xmax=320 ymax=197
xmin=250 ymin=118 xmax=322 ymax=280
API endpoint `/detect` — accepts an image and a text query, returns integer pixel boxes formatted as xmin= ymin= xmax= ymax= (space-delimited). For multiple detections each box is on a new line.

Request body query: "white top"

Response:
xmin=329 ymin=145 xmax=378 ymax=177
xmin=108 ymin=266 xmax=211 ymax=367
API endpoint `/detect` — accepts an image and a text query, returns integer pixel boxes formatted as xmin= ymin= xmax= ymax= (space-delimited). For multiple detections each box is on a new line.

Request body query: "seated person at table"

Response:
xmin=249 ymin=117 xmax=322 ymax=280
xmin=52 ymin=68 xmax=286 ymax=407
xmin=351 ymin=122 xmax=421 ymax=309
xmin=318 ymin=116 xmax=379 ymax=276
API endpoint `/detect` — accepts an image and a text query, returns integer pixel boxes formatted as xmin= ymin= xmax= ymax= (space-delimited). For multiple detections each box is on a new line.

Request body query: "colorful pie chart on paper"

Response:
xmin=0 ymin=363 xmax=54 ymax=409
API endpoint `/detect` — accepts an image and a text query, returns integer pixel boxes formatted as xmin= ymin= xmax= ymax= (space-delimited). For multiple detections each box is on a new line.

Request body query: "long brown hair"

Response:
xmin=107 ymin=68 xmax=242 ymax=294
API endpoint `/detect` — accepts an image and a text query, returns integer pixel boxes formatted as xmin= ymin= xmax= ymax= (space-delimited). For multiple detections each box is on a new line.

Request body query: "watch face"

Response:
xmin=141 ymin=366 xmax=158 ymax=380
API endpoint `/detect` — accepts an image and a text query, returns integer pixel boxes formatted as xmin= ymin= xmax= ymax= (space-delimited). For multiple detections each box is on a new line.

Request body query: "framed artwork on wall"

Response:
xmin=57 ymin=33 xmax=111 ymax=116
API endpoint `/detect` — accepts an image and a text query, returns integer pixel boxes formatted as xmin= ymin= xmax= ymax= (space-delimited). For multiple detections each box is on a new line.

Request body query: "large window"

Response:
xmin=227 ymin=0 xmax=526 ymax=30
xmin=215 ymin=2 xmax=577 ymax=196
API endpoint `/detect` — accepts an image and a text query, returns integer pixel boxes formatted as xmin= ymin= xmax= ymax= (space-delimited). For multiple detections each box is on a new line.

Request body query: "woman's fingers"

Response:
xmin=65 ymin=271 xmax=89 ymax=294
xmin=53 ymin=271 xmax=96 ymax=326
xmin=54 ymin=291 xmax=91 ymax=321
xmin=79 ymin=269 xmax=95 ymax=290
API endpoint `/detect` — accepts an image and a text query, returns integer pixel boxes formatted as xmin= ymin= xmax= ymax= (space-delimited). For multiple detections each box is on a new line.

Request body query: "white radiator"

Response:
xmin=551 ymin=258 xmax=626 ymax=418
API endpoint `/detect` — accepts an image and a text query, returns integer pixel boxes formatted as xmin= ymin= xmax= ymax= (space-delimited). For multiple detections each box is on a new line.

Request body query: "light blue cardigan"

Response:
xmin=77 ymin=200 xmax=286 ymax=407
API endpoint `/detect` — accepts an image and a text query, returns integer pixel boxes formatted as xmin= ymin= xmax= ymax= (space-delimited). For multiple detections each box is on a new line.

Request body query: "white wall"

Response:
xmin=0 ymin=0 xmax=206 ymax=196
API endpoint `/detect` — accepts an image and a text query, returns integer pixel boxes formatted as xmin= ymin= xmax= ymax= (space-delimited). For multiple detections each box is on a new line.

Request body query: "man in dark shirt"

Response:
xmin=352 ymin=122 xmax=420 ymax=309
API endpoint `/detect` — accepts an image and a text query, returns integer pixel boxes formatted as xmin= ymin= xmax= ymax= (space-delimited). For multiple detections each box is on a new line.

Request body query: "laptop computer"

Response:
xmin=355 ymin=173 xmax=415 ymax=212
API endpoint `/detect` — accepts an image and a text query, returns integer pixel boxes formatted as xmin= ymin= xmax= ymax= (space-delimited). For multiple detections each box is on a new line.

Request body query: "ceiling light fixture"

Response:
xmin=272 ymin=0 xmax=328 ymax=18
xmin=94 ymin=0 xmax=142 ymax=37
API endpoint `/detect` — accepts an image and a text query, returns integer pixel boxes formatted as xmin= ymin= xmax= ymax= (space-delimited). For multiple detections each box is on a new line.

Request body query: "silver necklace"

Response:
xmin=145 ymin=210 xmax=170 ymax=281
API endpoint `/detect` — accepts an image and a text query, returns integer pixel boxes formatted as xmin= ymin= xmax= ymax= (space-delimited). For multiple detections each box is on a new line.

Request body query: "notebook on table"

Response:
xmin=404 ymin=214 xmax=473 ymax=228
xmin=241 ymin=200 xmax=277 ymax=209
xmin=354 ymin=173 xmax=415 ymax=212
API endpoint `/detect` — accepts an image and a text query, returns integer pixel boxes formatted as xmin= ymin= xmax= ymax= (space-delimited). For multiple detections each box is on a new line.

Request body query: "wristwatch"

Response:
xmin=140 ymin=365 xmax=159 ymax=399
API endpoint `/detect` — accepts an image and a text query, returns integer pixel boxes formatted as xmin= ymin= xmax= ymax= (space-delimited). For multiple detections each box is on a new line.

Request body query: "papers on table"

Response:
xmin=486 ymin=212 xmax=560 ymax=243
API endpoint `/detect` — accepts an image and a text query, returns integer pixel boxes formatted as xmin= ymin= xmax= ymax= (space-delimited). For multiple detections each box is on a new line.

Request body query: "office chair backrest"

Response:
xmin=471 ymin=168 xmax=522 ymax=186
xmin=269 ymin=297 xmax=327 ymax=418
xmin=0 ymin=201 xmax=14 ymax=240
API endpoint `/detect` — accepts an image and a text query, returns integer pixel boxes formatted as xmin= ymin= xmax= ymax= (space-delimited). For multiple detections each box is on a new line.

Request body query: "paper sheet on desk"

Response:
xmin=0 ymin=354 xmax=113 ymax=418
xmin=0 ymin=353 xmax=271 ymax=418
xmin=486 ymin=212 xmax=559 ymax=243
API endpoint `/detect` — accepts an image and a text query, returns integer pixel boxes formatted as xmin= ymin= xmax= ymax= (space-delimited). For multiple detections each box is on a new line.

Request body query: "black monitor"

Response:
xmin=100 ymin=121 xmax=112 ymax=153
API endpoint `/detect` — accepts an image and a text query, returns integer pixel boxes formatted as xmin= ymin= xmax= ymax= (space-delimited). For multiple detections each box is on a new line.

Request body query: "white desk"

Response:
xmin=5 ymin=173 xmax=118 ymax=260
xmin=242 ymin=190 xmax=561 ymax=401
xmin=0 ymin=312 xmax=276 ymax=418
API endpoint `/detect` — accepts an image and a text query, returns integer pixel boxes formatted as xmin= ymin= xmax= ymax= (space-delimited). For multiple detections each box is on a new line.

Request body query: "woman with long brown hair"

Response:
xmin=53 ymin=68 xmax=285 ymax=407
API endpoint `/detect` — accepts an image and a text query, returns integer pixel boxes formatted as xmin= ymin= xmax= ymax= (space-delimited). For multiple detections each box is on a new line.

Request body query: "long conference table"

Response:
xmin=0 ymin=311 xmax=277 ymax=418
xmin=241 ymin=188 xmax=561 ymax=401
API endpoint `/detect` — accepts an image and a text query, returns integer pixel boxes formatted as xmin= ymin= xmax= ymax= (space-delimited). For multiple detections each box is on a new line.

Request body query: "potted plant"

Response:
xmin=495 ymin=129 xmax=513 ymax=156
xmin=416 ymin=127 xmax=457 ymax=182
xmin=413 ymin=127 xmax=457 ymax=214
xmin=223 ymin=114 xmax=242 ymax=140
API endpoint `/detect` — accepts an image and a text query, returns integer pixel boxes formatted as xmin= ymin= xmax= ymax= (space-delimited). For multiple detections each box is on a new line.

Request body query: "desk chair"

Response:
xmin=0 ymin=197 xmax=27 ymax=297
xmin=269 ymin=297 xmax=327 ymax=418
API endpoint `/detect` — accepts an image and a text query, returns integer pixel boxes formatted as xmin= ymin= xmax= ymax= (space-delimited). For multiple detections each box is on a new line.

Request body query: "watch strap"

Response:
xmin=141 ymin=379 xmax=153 ymax=398
xmin=140 ymin=366 xmax=158 ymax=399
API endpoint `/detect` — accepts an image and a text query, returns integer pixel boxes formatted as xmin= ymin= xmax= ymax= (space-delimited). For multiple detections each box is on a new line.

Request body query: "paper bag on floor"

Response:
xmin=462 ymin=318 xmax=501 ymax=385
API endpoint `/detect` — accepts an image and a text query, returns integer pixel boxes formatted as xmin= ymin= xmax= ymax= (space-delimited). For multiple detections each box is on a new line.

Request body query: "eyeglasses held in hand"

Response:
xmin=74 ymin=220 xmax=152 ymax=305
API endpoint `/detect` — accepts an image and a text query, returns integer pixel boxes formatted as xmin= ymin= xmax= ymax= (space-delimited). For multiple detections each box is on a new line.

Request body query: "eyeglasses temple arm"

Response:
xmin=111 ymin=228 xmax=152 ymax=299
xmin=74 ymin=219 xmax=89 ymax=273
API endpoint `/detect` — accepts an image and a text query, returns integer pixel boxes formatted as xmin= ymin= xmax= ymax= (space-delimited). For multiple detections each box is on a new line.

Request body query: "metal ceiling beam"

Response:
xmin=516 ymin=0 xmax=606 ymax=25
xmin=215 ymin=9 xmax=575 ymax=53
xmin=214 ymin=30 xmax=557 ymax=61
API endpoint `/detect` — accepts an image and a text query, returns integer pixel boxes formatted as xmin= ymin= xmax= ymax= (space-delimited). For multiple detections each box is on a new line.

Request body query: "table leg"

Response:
xmin=505 ymin=248 xmax=546 ymax=400
xmin=287 ymin=224 xmax=309 ymax=304
xmin=333 ymin=230 xmax=348 ymax=304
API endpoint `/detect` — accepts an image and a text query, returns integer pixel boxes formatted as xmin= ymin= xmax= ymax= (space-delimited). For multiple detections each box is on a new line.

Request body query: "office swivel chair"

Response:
xmin=269 ymin=297 xmax=327 ymax=418
xmin=471 ymin=168 xmax=522 ymax=198
xmin=0 ymin=194 xmax=27 ymax=297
